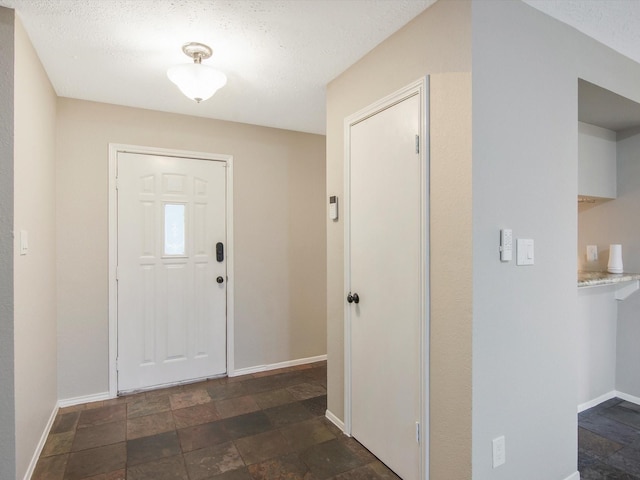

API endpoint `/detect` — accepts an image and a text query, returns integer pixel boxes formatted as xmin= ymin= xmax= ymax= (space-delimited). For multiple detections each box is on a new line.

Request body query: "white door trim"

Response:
xmin=108 ymin=144 xmax=235 ymax=397
xmin=343 ymin=78 xmax=430 ymax=479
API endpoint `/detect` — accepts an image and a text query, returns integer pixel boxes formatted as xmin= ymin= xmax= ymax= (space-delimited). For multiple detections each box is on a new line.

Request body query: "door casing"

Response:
xmin=343 ymin=78 xmax=430 ymax=479
xmin=108 ymin=144 xmax=235 ymax=397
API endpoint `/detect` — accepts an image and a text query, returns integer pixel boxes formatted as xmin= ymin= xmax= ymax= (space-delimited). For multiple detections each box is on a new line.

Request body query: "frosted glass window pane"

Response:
xmin=164 ymin=204 xmax=185 ymax=255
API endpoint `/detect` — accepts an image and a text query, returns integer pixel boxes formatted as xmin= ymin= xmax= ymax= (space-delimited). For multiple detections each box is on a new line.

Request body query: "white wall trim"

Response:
xmin=225 ymin=157 xmax=236 ymax=377
xmin=343 ymin=77 xmax=430 ymax=479
xmin=230 ymin=354 xmax=327 ymax=377
xmin=578 ymin=390 xmax=640 ymax=413
xmin=563 ymin=471 xmax=580 ymax=480
xmin=325 ymin=409 xmax=346 ymax=433
xmin=108 ymin=144 xmax=118 ymax=398
xmin=614 ymin=390 xmax=640 ymax=406
xmin=22 ymin=404 xmax=58 ymax=480
xmin=578 ymin=391 xmax=617 ymax=413
xmin=58 ymin=391 xmax=111 ymax=409
xmin=108 ymin=144 xmax=235 ymax=396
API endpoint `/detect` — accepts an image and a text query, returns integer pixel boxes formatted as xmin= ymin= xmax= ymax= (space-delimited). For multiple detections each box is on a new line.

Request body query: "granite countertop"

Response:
xmin=578 ymin=271 xmax=640 ymax=287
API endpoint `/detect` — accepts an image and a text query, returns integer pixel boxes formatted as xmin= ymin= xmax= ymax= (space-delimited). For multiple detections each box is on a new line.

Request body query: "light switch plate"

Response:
xmin=516 ymin=239 xmax=534 ymax=266
xmin=20 ymin=230 xmax=28 ymax=256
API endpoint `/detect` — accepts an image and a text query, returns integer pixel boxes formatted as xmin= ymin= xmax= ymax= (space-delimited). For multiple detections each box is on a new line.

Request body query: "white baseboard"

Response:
xmin=230 ymin=354 xmax=327 ymax=377
xmin=563 ymin=471 xmax=580 ymax=480
xmin=60 ymin=354 xmax=328 ymax=403
xmin=614 ymin=391 xmax=640 ymax=406
xmin=57 ymin=391 xmax=111 ymax=409
xmin=325 ymin=409 xmax=345 ymax=433
xmin=578 ymin=391 xmax=617 ymax=413
xmin=578 ymin=390 xmax=640 ymax=413
xmin=23 ymin=403 xmax=58 ymax=480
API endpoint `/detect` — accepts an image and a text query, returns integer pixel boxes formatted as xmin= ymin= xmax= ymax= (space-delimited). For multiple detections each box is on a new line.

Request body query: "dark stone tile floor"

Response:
xmin=579 ymin=397 xmax=640 ymax=479
xmin=32 ymin=361 xmax=400 ymax=480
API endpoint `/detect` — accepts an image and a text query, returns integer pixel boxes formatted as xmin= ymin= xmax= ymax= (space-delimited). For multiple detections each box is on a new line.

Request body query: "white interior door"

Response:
xmin=348 ymin=89 xmax=424 ymax=479
xmin=117 ymin=152 xmax=227 ymax=392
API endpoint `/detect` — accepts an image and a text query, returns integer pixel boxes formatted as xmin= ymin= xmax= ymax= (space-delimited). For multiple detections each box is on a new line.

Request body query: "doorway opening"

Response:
xmin=108 ymin=144 xmax=235 ymax=397
xmin=343 ymin=78 xmax=430 ymax=479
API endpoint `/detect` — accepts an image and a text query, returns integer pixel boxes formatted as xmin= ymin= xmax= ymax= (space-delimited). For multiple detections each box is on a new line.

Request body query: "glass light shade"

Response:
xmin=167 ymin=63 xmax=227 ymax=103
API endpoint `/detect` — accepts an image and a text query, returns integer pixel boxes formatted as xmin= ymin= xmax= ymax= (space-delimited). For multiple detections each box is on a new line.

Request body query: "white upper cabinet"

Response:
xmin=578 ymin=122 xmax=617 ymax=199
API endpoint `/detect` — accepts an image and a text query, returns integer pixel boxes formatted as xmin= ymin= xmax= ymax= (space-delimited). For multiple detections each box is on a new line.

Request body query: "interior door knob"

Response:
xmin=347 ymin=293 xmax=360 ymax=304
xmin=216 ymin=276 xmax=224 ymax=284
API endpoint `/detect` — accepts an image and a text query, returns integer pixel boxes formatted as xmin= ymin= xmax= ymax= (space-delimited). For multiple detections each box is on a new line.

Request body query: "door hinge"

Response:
xmin=116 ymin=357 xmax=120 ymax=371
xmin=116 ymin=266 xmax=119 ymax=281
xmin=416 ymin=421 xmax=421 ymax=444
xmin=115 ymin=178 xmax=119 ymax=190
xmin=415 ymin=135 xmax=420 ymax=154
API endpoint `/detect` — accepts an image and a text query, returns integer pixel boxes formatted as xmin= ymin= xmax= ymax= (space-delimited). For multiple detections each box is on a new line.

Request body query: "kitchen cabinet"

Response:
xmin=578 ymin=121 xmax=617 ymax=199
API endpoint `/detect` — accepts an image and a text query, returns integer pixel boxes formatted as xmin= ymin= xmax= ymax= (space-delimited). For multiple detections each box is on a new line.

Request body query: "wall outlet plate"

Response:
xmin=493 ymin=436 xmax=506 ymax=468
xmin=587 ymin=245 xmax=598 ymax=262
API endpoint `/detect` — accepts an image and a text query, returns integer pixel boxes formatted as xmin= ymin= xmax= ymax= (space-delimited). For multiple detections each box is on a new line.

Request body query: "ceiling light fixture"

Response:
xmin=167 ymin=42 xmax=227 ymax=103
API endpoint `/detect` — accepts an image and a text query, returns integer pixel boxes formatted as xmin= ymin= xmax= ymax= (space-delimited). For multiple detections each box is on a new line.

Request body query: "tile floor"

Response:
xmin=579 ymin=397 xmax=640 ymax=479
xmin=33 ymin=361 xmax=400 ymax=480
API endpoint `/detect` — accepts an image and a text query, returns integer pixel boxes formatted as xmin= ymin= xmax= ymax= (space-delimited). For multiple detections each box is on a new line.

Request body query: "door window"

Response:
xmin=164 ymin=203 xmax=186 ymax=256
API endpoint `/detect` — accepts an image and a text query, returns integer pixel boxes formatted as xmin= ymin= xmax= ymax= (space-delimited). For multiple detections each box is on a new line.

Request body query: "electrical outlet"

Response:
xmin=587 ymin=245 xmax=598 ymax=262
xmin=493 ymin=436 xmax=506 ymax=468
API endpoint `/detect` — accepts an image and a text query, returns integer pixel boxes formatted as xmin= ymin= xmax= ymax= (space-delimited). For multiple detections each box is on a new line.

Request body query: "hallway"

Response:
xmin=32 ymin=361 xmax=399 ymax=479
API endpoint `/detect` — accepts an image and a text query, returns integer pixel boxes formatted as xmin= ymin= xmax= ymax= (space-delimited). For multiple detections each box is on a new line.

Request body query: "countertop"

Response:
xmin=578 ymin=271 xmax=640 ymax=288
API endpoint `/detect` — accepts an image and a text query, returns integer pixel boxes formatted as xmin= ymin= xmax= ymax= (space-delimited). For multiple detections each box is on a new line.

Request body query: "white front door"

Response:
xmin=347 ymin=84 xmax=426 ymax=479
xmin=117 ymin=152 xmax=227 ymax=392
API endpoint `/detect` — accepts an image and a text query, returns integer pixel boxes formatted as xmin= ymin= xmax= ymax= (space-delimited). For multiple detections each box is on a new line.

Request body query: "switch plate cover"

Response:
xmin=516 ymin=239 xmax=534 ymax=265
xmin=20 ymin=230 xmax=28 ymax=256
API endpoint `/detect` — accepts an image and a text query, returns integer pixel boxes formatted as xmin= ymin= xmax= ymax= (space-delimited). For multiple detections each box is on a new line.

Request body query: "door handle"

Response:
xmin=216 ymin=242 xmax=224 ymax=262
xmin=347 ymin=293 xmax=360 ymax=304
xmin=216 ymin=276 xmax=224 ymax=284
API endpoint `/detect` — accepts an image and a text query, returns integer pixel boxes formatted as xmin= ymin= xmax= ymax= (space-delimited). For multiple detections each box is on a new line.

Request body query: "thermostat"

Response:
xmin=329 ymin=196 xmax=338 ymax=221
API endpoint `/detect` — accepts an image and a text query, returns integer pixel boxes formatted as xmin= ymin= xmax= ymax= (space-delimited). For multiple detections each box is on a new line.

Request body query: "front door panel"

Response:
xmin=117 ymin=152 xmax=227 ymax=392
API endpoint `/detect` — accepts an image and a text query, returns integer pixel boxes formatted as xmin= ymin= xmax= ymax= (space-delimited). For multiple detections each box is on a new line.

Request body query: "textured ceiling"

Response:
xmin=523 ymin=0 xmax=640 ymax=66
xmin=0 ymin=0 xmax=435 ymax=135
xmin=3 ymin=1 xmax=640 ymax=135
xmin=524 ymin=0 xmax=640 ymax=131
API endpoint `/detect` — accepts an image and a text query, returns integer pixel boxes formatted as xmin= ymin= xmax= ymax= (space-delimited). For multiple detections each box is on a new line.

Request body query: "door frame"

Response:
xmin=108 ymin=144 xmax=235 ymax=397
xmin=343 ymin=78 xmax=430 ymax=478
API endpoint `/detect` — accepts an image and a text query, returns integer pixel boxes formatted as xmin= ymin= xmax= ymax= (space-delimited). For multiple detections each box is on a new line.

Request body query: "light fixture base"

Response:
xmin=182 ymin=42 xmax=212 ymax=62
xmin=168 ymin=41 xmax=226 ymax=103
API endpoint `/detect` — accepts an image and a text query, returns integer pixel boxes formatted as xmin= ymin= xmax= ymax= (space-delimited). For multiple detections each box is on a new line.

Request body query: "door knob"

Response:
xmin=216 ymin=276 xmax=224 ymax=284
xmin=347 ymin=293 xmax=360 ymax=304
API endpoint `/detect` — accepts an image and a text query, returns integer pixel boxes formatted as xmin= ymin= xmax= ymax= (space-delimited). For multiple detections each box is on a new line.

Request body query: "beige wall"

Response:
xmin=429 ymin=72 xmax=473 ymax=479
xmin=13 ymin=16 xmax=58 ymax=480
xmin=56 ymin=99 xmax=326 ymax=399
xmin=325 ymin=1 xmax=472 ymax=478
